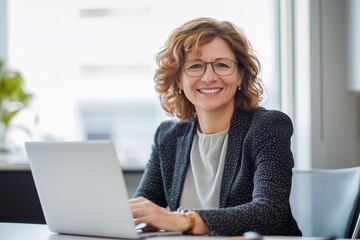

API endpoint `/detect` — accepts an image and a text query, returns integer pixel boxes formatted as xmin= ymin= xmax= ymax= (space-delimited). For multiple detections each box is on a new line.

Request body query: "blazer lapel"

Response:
xmin=168 ymin=121 xmax=197 ymax=211
xmin=219 ymin=109 xmax=253 ymax=207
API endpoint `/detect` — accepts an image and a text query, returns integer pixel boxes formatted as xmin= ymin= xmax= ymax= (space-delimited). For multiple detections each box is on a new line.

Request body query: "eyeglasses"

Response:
xmin=183 ymin=59 xmax=238 ymax=77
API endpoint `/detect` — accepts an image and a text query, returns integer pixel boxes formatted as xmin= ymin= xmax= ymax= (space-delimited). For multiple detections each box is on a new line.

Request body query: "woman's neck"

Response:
xmin=196 ymin=106 xmax=235 ymax=134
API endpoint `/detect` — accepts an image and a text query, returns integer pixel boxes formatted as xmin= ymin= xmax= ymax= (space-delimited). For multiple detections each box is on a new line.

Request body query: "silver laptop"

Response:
xmin=25 ymin=141 xmax=181 ymax=239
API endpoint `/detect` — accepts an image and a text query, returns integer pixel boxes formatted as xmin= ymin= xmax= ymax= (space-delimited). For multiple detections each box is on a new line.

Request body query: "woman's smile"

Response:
xmin=197 ymin=88 xmax=223 ymax=94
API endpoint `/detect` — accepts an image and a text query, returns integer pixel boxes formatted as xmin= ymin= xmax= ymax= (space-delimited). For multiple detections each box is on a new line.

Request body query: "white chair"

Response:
xmin=290 ymin=167 xmax=360 ymax=238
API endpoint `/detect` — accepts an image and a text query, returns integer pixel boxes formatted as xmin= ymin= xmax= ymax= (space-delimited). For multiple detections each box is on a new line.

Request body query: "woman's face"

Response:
xmin=177 ymin=37 xmax=242 ymax=116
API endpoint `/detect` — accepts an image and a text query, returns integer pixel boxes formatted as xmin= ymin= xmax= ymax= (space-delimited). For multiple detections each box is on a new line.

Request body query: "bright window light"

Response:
xmin=7 ymin=0 xmax=280 ymax=167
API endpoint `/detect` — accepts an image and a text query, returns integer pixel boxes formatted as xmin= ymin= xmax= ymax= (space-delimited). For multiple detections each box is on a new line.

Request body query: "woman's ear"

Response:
xmin=237 ymin=69 xmax=244 ymax=86
xmin=177 ymin=78 xmax=183 ymax=91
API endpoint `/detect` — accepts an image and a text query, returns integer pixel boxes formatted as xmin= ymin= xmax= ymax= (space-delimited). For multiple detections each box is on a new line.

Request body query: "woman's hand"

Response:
xmin=129 ymin=197 xmax=210 ymax=235
xmin=129 ymin=197 xmax=188 ymax=232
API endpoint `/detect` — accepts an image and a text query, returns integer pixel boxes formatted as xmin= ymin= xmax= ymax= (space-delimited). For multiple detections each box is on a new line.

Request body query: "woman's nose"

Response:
xmin=201 ymin=63 xmax=218 ymax=82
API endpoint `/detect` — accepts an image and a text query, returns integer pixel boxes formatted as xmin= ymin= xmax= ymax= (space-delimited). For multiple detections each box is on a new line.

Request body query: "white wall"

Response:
xmin=319 ymin=0 xmax=359 ymax=168
xmin=0 ymin=0 xmax=7 ymax=60
xmin=294 ymin=0 xmax=360 ymax=169
xmin=348 ymin=0 xmax=360 ymax=92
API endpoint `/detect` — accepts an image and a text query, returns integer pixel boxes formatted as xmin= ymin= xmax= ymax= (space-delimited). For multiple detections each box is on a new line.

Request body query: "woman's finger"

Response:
xmin=129 ymin=196 xmax=147 ymax=204
xmin=132 ymin=208 xmax=144 ymax=219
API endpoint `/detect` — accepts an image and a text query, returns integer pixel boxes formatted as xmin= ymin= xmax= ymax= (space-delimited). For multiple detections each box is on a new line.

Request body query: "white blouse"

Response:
xmin=179 ymin=128 xmax=229 ymax=209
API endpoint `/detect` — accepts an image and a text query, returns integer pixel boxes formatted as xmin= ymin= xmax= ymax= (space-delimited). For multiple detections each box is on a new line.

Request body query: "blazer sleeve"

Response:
xmin=195 ymin=110 xmax=300 ymax=236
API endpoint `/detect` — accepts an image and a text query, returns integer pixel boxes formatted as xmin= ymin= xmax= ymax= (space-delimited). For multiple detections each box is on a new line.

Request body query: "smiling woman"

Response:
xmin=177 ymin=37 xmax=245 ymax=130
xmin=6 ymin=0 xmax=280 ymax=168
xmin=130 ymin=17 xmax=301 ymax=236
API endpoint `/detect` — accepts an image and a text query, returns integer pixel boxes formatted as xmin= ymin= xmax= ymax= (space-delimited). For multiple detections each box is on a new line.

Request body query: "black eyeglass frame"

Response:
xmin=182 ymin=59 xmax=238 ymax=77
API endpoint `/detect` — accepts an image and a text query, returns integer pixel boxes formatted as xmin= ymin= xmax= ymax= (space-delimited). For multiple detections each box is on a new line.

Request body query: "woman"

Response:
xmin=129 ymin=17 xmax=301 ymax=236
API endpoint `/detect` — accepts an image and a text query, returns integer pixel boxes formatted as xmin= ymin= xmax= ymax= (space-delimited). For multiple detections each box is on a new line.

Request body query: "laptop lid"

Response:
xmin=25 ymin=141 xmax=179 ymax=239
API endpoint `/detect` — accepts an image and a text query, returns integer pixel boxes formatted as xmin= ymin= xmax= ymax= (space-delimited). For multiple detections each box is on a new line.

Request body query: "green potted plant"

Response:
xmin=0 ymin=60 xmax=33 ymax=152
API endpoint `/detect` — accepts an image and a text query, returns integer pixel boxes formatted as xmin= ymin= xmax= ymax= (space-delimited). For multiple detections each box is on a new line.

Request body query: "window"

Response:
xmin=7 ymin=0 xmax=280 ymax=168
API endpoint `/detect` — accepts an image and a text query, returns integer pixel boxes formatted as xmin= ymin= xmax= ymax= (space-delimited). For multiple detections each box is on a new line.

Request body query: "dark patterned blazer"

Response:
xmin=135 ymin=107 xmax=302 ymax=236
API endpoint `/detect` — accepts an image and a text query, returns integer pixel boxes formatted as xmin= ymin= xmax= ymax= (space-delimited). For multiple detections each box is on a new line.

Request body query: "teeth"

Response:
xmin=199 ymin=88 xmax=221 ymax=94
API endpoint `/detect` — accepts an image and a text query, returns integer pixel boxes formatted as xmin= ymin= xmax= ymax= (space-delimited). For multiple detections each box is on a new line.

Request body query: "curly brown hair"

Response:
xmin=154 ymin=17 xmax=263 ymax=121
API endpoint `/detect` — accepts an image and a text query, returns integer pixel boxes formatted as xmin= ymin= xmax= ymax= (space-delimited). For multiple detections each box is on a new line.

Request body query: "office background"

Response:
xmin=1 ymin=0 xmax=358 ymax=170
xmin=0 ymin=0 xmax=360 ymax=169
xmin=0 ymin=0 xmax=360 ymax=172
xmin=1 ymin=0 xmax=280 ymax=169
xmin=0 ymin=0 xmax=359 ymax=227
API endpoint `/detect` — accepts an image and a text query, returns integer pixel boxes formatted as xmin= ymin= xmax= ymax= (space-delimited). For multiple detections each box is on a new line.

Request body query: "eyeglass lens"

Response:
xmin=183 ymin=59 xmax=237 ymax=77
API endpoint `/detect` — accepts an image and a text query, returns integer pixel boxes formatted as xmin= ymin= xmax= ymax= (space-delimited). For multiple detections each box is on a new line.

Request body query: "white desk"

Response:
xmin=0 ymin=151 xmax=30 ymax=171
xmin=0 ymin=151 xmax=145 ymax=171
xmin=0 ymin=223 xmax=195 ymax=240
xmin=0 ymin=222 xmax=337 ymax=240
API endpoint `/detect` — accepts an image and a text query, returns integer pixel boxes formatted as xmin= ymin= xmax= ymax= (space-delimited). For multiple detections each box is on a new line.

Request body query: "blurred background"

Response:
xmin=1 ymin=0 xmax=359 ymax=170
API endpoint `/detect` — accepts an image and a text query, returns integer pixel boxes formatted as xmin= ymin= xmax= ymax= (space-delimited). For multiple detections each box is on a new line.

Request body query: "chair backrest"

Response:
xmin=290 ymin=167 xmax=360 ymax=238
xmin=352 ymin=212 xmax=360 ymax=239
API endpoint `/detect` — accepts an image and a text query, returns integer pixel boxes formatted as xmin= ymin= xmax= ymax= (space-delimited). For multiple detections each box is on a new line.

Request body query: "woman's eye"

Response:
xmin=215 ymin=62 xmax=230 ymax=68
xmin=188 ymin=63 xmax=204 ymax=70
